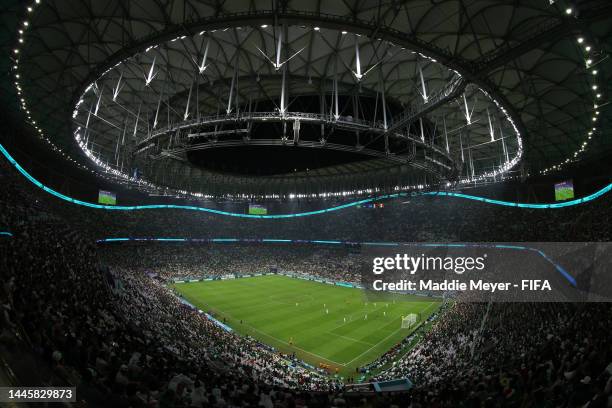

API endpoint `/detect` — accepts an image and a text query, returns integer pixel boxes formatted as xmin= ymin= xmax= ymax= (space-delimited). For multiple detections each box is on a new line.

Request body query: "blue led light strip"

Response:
xmin=95 ymin=237 xmax=576 ymax=287
xmin=423 ymin=185 xmax=612 ymax=208
xmin=1 ymin=143 xmax=610 ymax=217
xmin=0 ymin=231 xmax=13 ymax=237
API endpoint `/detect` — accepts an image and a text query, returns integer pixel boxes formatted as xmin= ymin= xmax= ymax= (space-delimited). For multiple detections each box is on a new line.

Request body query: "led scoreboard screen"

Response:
xmin=554 ymin=180 xmax=574 ymax=201
xmin=248 ymin=204 xmax=268 ymax=215
xmin=98 ymin=190 xmax=117 ymax=205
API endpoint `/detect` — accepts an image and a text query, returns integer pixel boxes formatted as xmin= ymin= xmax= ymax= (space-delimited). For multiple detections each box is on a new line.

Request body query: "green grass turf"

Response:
xmin=172 ymin=275 xmax=440 ymax=378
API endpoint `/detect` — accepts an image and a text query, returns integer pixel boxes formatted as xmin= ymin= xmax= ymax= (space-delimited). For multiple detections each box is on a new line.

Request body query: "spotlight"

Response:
xmin=565 ymin=8 xmax=572 ymax=14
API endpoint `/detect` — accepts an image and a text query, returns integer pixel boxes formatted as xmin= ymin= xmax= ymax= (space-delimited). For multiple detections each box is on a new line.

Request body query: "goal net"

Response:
xmin=401 ymin=313 xmax=418 ymax=329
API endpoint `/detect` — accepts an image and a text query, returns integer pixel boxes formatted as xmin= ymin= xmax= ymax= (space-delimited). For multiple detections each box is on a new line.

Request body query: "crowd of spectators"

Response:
xmin=375 ymin=302 xmax=612 ymax=407
xmin=99 ymin=245 xmax=361 ymax=284
xmin=3 ymin=151 xmax=612 ymax=245
xmin=2 ymin=160 xmax=345 ymax=408
xmin=50 ymin=192 xmax=610 ymax=243
xmin=2 ymin=157 xmax=612 ymax=407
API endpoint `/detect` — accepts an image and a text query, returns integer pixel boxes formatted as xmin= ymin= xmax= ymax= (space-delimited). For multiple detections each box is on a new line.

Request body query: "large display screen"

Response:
xmin=554 ymin=180 xmax=574 ymax=201
xmin=98 ymin=190 xmax=117 ymax=205
xmin=248 ymin=204 xmax=267 ymax=215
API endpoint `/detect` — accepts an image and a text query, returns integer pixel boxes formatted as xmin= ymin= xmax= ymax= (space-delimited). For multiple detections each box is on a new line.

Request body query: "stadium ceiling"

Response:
xmin=1 ymin=0 xmax=611 ymax=197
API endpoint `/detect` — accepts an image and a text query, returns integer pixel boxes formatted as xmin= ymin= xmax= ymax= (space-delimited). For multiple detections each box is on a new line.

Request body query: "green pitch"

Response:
xmin=97 ymin=192 xmax=116 ymax=205
xmin=555 ymin=187 xmax=574 ymax=201
xmin=173 ymin=275 xmax=440 ymax=377
xmin=248 ymin=206 xmax=267 ymax=215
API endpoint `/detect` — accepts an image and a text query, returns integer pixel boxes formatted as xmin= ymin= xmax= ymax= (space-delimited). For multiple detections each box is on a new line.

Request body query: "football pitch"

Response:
xmin=173 ymin=275 xmax=440 ymax=377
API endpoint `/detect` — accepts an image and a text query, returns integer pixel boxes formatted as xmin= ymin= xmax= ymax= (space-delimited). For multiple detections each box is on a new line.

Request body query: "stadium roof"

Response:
xmin=1 ymin=0 xmax=611 ymax=197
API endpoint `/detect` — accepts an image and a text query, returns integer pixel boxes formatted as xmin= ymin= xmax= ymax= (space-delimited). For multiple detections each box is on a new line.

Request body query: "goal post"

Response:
xmin=401 ymin=313 xmax=418 ymax=329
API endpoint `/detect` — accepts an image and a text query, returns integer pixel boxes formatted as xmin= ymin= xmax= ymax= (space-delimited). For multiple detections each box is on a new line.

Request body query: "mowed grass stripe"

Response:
xmin=173 ymin=275 xmax=439 ymax=377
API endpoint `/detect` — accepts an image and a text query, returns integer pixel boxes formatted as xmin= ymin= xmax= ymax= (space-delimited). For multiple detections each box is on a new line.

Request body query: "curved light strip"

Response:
xmin=0 ymin=231 xmax=13 ymax=237
xmin=1 ymin=143 xmax=610 ymax=216
xmin=423 ymin=187 xmax=612 ymax=209
xmin=95 ymin=237 xmax=576 ymax=287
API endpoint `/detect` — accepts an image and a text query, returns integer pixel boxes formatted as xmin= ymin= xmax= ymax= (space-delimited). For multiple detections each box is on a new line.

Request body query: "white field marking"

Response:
xmin=187 ymin=277 xmax=439 ymax=368
xmin=420 ymin=300 xmax=439 ymax=316
xmin=234 ymin=315 xmax=347 ymax=366
xmin=330 ymin=302 xmax=388 ymax=331
xmin=202 ymin=281 xmax=346 ymax=365
xmin=344 ymin=301 xmax=438 ymax=366
xmin=326 ymin=303 xmax=402 ymax=347
xmin=328 ymin=296 xmax=431 ymax=336
xmin=275 ymin=298 xmax=439 ymax=366
xmin=325 ymin=331 xmax=377 ymax=347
